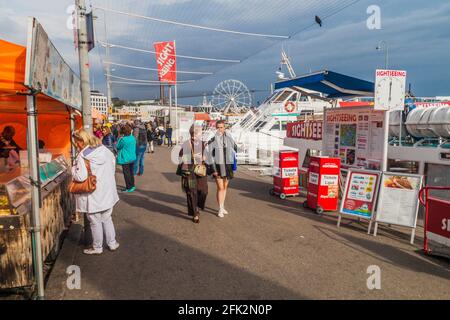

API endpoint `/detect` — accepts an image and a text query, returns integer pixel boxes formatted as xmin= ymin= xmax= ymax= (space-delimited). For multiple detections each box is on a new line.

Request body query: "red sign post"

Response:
xmin=154 ymin=41 xmax=177 ymax=84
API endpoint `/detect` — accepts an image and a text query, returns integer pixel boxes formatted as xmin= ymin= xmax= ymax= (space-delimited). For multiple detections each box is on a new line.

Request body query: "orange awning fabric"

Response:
xmin=0 ymin=39 xmax=82 ymax=160
xmin=0 ymin=39 xmax=27 ymax=95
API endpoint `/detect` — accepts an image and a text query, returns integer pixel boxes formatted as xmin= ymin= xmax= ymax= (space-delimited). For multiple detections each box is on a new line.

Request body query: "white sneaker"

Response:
xmin=218 ymin=209 xmax=225 ymax=218
xmin=83 ymin=248 xmax=103 ymax=255
xmin=222 ymin=208 xmax=229 ymax=215
xmin=109 ymin=242 xmax=120 ymax=251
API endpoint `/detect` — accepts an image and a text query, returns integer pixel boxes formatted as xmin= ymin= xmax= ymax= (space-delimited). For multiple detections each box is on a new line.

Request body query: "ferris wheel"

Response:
xmin=212 ymin=79 xmax=252 ymax=113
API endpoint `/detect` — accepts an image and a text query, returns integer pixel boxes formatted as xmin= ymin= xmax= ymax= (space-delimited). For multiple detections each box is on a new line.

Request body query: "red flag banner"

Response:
xmin=154 ymin=41 xmax=177 ymax=84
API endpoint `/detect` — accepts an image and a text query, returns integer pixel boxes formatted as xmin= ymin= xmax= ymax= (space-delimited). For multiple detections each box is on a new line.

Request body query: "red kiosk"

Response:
xmin=304 ymin=156 xmax=340 ymax=214
xmin=419 ymin=186 xmax=450 ymax=259
xmin=270 ymin=150 xmax=299 ymax=199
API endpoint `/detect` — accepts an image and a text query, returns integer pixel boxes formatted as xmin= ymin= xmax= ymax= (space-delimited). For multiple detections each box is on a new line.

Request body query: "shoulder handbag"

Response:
xmin=69 ymin=158 xmax=97 ymax=194
xmin=191 ymin=140 xmax=207 ymax=177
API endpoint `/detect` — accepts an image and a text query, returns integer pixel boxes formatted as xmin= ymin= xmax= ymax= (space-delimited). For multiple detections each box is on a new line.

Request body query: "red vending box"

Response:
xmin=304 ymin=156 xmax=340 ymax=214
xmin=271 ymin=150 xmax=299 ymax=199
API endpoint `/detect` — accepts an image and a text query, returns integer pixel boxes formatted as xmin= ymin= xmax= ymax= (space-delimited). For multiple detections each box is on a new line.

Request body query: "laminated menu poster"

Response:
xmin=340 ymin=169 xmax=381 ymax=218
xmin=375 ymin=173 xmax=423 ymax=227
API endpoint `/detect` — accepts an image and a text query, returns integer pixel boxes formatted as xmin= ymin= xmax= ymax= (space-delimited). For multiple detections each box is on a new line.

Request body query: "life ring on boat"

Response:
xmin=284 ymin=101 xmax=296 ymax=113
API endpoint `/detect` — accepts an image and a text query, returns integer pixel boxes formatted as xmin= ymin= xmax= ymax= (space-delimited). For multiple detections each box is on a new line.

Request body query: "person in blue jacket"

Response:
xmin=116 ymin=124 xmax=137 ymax=192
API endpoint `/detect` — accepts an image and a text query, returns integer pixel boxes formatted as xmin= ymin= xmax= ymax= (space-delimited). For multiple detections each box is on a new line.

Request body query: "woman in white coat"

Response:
xmin=72 ymin=129 xmax=120 ymax=255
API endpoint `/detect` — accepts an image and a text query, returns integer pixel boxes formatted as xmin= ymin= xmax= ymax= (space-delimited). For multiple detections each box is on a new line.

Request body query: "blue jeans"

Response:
xmin=134 ymin=145 xmax=147 ymax=175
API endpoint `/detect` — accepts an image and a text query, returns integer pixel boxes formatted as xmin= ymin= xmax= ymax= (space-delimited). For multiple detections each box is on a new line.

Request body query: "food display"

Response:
xmin=0 ymin=185 xmax=11 ymax=216
xmin=6 ymin=175 xmax=31 ymax=208
xmin=0 ymin=155 xmax=69 ymax=214
xmin=383 ymin=175 xmax=414 ymax=190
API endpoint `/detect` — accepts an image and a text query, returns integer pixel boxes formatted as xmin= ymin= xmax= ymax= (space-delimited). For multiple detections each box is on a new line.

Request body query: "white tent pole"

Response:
xmin=27 ymin=93 xmax=45 ymax=299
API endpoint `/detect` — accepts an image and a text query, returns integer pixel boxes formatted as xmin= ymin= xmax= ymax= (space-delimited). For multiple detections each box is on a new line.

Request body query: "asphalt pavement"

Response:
xmin=45 ymin=145 xmax=450 ymax=300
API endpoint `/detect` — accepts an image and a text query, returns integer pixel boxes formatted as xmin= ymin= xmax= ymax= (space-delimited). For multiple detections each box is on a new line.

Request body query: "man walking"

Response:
xmin=166 ymin=123 xmax=173 ymax=147
xmin=133 ymin=120 xmax=148 ymax=176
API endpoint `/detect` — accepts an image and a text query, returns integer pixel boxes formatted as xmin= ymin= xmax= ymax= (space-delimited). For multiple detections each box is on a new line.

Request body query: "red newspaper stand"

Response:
xmin=270 ymin=150 xmax=299 ymax=199
xmin=303 ymin=156 xmax=340 ymax=214
xmin=419 ymin=186 xmax=450 ymax=259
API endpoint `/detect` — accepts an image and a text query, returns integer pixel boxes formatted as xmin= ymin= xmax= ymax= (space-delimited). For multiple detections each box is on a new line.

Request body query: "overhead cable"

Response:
xmin=108 ymin=74 xmax=196 ymax=84
xmin=93 ymin=5 xmax=290 ymax=39
xmin=98 ymin=40 xmax=240 ymax=63
xmin=103 ymin=61 xmax=213 ymax=75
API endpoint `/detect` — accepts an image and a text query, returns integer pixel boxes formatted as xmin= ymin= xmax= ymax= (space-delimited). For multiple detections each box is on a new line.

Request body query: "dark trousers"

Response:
xmin=167 ymin=135 xmax=173 ymax=147
xmin=122 ymin=163 xmax=135 ymax=190
xmin=185 ymin=176 xmax=208 ymax=217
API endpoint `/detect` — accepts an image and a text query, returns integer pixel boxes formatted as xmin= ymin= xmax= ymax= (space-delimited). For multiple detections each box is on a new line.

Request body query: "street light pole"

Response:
xmin=376 ymin=40 xmax=389 ymax=69
xmin=105 ymin=45 xmax=113 ymax=118
xmin=76 ymin=0 xmax=92 ymax=131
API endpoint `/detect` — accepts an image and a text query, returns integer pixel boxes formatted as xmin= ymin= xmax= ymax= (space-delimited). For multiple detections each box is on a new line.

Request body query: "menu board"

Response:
xmin=375 ymin=173 xmax=423 ymax=227
xmin=340 ymin=169 xmax=381 ymax=219
xmin=323 ymin=107 xmax=385 ymax=170
xmin=25 ymin=18 xmax=82 ymax=110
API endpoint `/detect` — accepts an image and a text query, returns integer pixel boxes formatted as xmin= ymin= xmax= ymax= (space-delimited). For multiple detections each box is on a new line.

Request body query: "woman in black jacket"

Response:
xmin=177 ymin=125 xmax=208 ymax=223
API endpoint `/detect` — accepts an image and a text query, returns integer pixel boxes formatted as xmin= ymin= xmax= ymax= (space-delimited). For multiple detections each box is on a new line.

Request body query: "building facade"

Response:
xmin=90 ymin=91 xmax=108 ymax=115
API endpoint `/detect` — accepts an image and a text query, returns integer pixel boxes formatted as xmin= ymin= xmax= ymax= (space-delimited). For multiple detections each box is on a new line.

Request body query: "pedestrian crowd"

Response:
xmin=70 ymin=118 xmax=237 ymax=255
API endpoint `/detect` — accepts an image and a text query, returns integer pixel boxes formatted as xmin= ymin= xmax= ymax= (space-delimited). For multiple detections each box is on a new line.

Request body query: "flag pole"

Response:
xmin=174 ymin=40 xmax=179 ymax=145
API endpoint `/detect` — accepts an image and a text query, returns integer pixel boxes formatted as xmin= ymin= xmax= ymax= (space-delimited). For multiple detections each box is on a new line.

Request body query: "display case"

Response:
xmin=0 ymin=155 xmax=68 ymax=216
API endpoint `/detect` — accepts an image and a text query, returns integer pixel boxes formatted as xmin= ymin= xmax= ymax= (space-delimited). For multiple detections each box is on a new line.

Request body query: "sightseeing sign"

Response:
xmin=286 ymin=121 xmax=322 ymax=140
xmin=374 ymin=69 xmax=407 ymax=111
xmin=154 ymin=41 xmax=177 ymax=84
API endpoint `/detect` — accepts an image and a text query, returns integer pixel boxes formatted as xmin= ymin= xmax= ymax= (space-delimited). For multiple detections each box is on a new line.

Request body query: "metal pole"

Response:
xmin=27 ymin=94 xmax=44 ymax=299
xmin=169 ymin=85 xmax=172 ymax=126
xmin=69 ymin=109 xmax=76 ymax=165
xmin=76 ymin=0 xmax=92 ymax=131
xmin=385 ymin=45 xmax=389 ymax=69
xmin=381 ymin=110 xmax=390 ymax=172
xmin=174 ymin=40 xmax=178 ymax=144
xmin=105 ymin=45 xmax=112 ymax=118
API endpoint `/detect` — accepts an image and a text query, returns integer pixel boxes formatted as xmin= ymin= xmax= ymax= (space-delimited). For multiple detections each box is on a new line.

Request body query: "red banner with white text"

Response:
xmin=154 ymin=41 xmax=177 ymax=84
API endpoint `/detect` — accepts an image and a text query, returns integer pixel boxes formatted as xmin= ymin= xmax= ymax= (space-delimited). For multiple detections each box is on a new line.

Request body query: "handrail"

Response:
xmin=418 ymin=185 xmax=450 ymax=253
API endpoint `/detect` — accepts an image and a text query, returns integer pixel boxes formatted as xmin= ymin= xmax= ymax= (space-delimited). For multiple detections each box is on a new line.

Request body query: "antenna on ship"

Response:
xmin=276 ymin=47 xmax=296 ymax=80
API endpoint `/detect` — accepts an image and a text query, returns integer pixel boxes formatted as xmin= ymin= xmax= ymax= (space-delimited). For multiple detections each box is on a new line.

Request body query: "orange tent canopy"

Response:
xmin=0 ymin=39 xmax=82 ymax=160
xmin=0 ymin=39 xmax=27 ymax=95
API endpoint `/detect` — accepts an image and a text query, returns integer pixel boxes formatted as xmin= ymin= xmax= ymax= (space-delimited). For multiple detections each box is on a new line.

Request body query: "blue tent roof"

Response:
xmin=274 ymin=70 xmax=374 ymax=98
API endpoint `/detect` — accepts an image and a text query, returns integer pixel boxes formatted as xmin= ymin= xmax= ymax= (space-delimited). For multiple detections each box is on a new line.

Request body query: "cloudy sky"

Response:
xmin=1 ymin=0 xmax=449 ymax=105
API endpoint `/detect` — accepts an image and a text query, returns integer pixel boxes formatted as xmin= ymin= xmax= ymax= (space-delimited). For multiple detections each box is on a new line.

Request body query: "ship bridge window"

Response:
xmin=299 ymin=95 xmax=309 ymax=102
xmin=274 ymin=91 xmax=292 ymax=103
xmin=270 ymin=123 xmax=280 ymax=131
xmin=255 ymin=121 xmax=267 ymax=132
xmin=288 ymin=93 xmax=298 ymax=102
xmin=281 ymin=122 xmax=287 ymax=131
xmin=264 ymin=91 xmax=280 ymax=103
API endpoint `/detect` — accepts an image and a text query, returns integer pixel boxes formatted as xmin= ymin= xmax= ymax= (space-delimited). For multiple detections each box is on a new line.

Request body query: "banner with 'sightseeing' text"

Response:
xmin=154 ymin=41 xmax=177 ymax=84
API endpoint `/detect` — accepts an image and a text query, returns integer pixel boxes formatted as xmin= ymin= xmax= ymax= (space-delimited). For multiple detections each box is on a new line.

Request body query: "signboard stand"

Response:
xmin=373 ymin=172 xmax=423 ymax=244
xmin=338 ymin=169 xmax=382 ymax=233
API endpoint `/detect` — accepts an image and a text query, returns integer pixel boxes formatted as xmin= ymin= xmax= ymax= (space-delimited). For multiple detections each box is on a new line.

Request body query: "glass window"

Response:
xmin=270 ymin=123 xmax=279 ymax=131
xmin=299 ymin=94 xmax=309 ymax=102
xmin=274 ymin=91 xmax=292 ymax=102
xmin=281 ymin=122 xmax=287 ymax=131
xmin=288 ymin=92 xmax=298 ymax=102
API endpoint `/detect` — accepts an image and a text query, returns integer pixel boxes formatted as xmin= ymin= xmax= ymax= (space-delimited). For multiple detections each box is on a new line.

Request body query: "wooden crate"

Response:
xmin=0 ymin=173 xmax=74 ymax=289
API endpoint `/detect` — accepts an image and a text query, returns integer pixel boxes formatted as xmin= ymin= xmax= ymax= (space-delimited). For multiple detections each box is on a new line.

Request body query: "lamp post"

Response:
xmin=101 ymin=43 xmax=115 ymax=117
xmin=376 ymin=40 xmax=389 ymax=69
